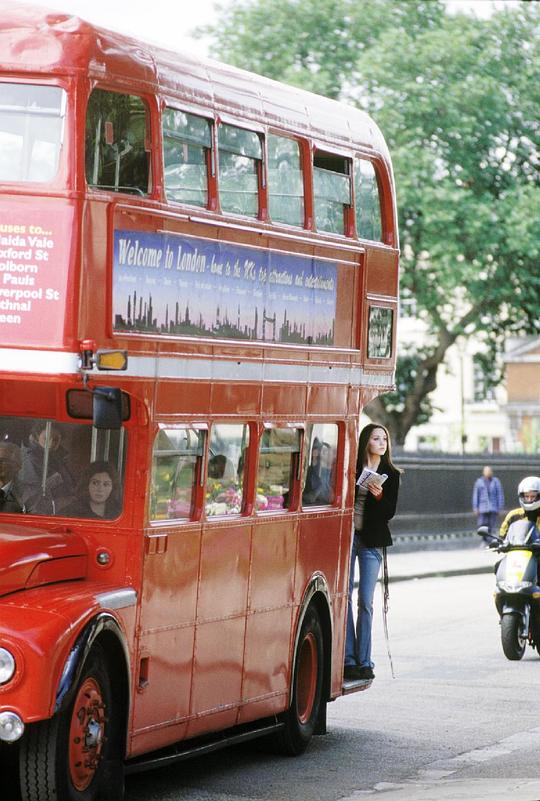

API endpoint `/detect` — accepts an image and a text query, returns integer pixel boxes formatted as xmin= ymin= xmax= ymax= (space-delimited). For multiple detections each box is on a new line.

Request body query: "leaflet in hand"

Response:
xmin=356 ymin=468 xmax=388 ymax=488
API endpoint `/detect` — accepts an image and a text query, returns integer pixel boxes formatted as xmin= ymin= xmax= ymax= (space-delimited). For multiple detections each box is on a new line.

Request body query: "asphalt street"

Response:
xmin=124 ymin=552 xmax=540 ymax=801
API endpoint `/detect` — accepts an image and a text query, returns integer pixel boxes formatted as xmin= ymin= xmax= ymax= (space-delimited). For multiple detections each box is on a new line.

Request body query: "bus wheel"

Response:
xmin=276 ymin=605 xmax=324 ymax=756
xmin=19 ymin=645 xmax=121 ymax=801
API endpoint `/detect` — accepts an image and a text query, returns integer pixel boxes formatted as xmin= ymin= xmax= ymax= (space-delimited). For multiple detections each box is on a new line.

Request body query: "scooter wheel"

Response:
xmin=501 ymin=613 xmax=526 ymax=660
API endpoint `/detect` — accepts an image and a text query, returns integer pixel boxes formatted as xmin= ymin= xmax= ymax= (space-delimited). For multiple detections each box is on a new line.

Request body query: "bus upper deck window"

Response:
xmin=163 ymin=108 xmax=211 ymax=208
xmin=0 ymin=83 xmax=66 ymax=183
xmin=313 ymin=151 xmax=351 ymax=235
xmin=354 ymin=158 xmax=383 ymax=242
xmin=267 ymin=134 xmax=304 ymax=227
xmin=218 ymin=124 xmax=261 ymax=217
xmin=85 ymin=89 xmax=149 ymax=196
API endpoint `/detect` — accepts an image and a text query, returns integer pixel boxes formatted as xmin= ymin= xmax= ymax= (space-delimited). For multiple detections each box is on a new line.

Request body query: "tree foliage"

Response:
xmin=201 ymin=0 xmax=540 ymax=444
xmin=201 ymin=0 xmax=444 ymax=98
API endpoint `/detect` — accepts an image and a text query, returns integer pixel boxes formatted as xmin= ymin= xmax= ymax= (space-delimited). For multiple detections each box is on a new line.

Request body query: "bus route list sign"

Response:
xmin=0 ymin=202 xmax=72 ymax=346
xmin=113 ymin=231 xmax=338 ymax=346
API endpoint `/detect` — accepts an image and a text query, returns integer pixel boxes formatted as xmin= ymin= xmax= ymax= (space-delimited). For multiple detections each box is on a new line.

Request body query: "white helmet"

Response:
xmin=518 ymin=476 xmax=540 ymax=512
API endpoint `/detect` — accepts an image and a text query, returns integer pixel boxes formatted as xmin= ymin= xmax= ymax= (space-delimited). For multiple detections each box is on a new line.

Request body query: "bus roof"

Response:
xmin=1 ymin=3 xmax=391 ymax=161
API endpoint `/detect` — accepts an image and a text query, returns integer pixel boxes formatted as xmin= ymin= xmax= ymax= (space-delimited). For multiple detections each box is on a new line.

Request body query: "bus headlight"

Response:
xmin=0 ymin=648 xmax=16 ymax=684
xmin=0 ymin=712 xmax=24 ymax=742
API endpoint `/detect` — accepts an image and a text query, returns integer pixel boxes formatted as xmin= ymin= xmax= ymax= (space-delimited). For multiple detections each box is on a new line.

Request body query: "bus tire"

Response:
xmin=275 ymin=605 xmax=324 ymax=756
xmin=19 ymin=645 xmax=122 ymax=801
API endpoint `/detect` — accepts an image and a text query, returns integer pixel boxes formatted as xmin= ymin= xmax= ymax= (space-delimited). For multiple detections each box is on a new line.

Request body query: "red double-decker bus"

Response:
xmin=0 ymin=5 xmax=399 ymax=800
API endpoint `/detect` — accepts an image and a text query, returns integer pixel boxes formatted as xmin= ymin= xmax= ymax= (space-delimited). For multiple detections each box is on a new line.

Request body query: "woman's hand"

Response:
xmin=367 ymin=480 xmax=383 ymax=498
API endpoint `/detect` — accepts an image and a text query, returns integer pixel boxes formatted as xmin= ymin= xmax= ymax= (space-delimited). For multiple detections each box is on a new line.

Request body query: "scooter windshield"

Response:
xmin=506 ymin=518 xmax=540 ymax=546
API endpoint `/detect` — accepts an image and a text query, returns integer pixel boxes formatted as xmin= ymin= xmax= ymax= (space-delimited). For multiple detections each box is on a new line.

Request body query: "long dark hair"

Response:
xmin=356 ymin=423 xmax=401 ymax=474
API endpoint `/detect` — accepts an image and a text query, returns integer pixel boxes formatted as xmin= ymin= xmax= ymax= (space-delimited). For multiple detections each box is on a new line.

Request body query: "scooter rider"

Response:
xmin=490 ymin=477 xmax=540 ymax=660
xmin=499 ymin=476 xmax=540 ymax=543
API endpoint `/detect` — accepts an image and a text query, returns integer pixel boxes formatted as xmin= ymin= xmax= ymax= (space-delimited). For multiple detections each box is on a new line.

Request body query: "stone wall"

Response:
xmin=391 ymin=453 xmax=540 ymax=539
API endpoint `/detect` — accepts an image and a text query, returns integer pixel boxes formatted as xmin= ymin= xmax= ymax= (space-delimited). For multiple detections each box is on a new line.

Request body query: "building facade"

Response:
xmin=395 ymin=315 xmax=509 ymax=453
xmin=503 ymin=337 xmax=540 ymax=453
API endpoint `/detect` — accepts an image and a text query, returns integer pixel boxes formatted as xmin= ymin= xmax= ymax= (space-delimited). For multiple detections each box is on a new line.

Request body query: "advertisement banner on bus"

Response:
xmin=113 ymin=231 xmax=337 ymax=346
xmin=0 ymin=201 xmax=72 ymax=346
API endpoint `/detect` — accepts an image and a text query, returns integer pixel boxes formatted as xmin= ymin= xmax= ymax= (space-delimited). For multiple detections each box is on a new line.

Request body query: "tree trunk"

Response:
xmin=364 ymin=327 xmax=457 ymax=446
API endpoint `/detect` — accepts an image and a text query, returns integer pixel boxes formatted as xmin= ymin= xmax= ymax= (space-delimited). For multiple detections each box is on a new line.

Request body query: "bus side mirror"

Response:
xmin=93 ymin=386 xmax=123 ymax=430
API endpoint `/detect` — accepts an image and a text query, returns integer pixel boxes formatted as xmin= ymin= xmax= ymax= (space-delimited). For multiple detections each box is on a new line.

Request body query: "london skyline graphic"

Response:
xmin=113 ymin=231 xmax=337 ymax=345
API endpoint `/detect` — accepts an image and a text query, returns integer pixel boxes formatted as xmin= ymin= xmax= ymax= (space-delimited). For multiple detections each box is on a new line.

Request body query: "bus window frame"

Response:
xmin=149 ymin=423 xmax=207 ymax=525
xmin=160 ymin=100 xmax=216 ymax=212
xmin=84 ymin=83 xmax=154 ymax=199
xmin=311 ymin=144 xmax=354 ymax=238
xmin=353 ymin=152 xmax=396 ymax=248
xmin=0 ymin=76 xmax=71 ymax=191
xmin=301 ymin=421 xmax=341 ymax=509
xmin=205 ymin=420 xmax=251 ymax=520
xmin=255 ymin=422 xmax=303 ymax=514
xmin=216 ymin=115 xmax=267 ymax=221
xmin=266 ymin=129 xmax=309 ymax=231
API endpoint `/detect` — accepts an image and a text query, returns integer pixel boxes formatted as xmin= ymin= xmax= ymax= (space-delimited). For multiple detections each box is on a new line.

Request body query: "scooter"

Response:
xmin=479 ymin=519 xmax=540 ymax=660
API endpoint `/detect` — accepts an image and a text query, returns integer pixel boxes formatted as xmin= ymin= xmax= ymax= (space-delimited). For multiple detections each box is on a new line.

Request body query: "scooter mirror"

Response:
xmin=477 ymin=526 xmax=501 ymax=547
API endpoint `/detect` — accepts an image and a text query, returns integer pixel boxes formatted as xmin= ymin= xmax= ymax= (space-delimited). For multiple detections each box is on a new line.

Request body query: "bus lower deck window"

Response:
xmin=150 ymin=428 xmax=204 ymax=521
xmin=257 ymin=428 xmax=301 ymax=511
xmin=302 ymin=424 xmax=338 ymax=506
xmin=206 ymin=424 xmax=249 ymax=517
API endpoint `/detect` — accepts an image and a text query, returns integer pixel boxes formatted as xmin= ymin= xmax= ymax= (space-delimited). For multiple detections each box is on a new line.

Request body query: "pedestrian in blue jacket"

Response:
xmin=472 ymin=465 xmax=504 ymax=543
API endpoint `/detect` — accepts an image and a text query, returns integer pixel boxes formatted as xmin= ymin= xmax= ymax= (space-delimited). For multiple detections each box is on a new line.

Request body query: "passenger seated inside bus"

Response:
xmin=302 ymin=439 xmax=334 ymax=505
xmin=63 ymin=461 xmax=122 ymax=520
xmin=208 ymin=453 xmax=236 ymax=480
xmin=206 ymin=452 xmax=242 ymax=516
xmin=0 ymin=442 xmax=25 ymax=513
xmin=20 ymin=421 xmax=75 ymax=514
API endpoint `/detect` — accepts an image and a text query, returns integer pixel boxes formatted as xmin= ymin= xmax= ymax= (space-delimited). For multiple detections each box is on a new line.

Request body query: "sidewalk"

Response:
xmin=340 ymin=778 xmax=540 ymax=801
xmin=386 ymin=545 xmax=497 ymax=583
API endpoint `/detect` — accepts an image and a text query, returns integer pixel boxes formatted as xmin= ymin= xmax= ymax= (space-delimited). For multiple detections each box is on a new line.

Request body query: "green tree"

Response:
xmin=202 ymin=0 xmax=444 ymax=98
xmin=202 ymin=0 xmax=540 ymax=445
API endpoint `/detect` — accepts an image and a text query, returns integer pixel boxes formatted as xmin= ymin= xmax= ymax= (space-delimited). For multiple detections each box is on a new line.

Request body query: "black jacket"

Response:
xmin=0 ymin=484 xmax=25 ymax=513
xmin=355 ymin=461 xmax=400 ymax=548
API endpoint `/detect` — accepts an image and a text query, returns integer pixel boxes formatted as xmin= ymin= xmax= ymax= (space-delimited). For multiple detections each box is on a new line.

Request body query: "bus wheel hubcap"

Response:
xmin=297 ymin=632 xmax=317 ymax=724
xmin=69 ymin=677 xmax=106 ymax=791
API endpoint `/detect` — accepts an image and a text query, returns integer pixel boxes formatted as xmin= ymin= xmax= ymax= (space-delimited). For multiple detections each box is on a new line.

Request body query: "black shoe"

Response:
xmin=343 ymin=665 xmax=362 ymax=681
xmin=357 ymin=666 xmax=375 ymax=680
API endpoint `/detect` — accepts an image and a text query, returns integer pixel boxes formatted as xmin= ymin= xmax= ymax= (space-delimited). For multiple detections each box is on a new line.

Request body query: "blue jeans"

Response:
xmin=345 ymin=536 xmax=382 ymax=668
xmin=478 ymin=511 xmax=498 ymax=535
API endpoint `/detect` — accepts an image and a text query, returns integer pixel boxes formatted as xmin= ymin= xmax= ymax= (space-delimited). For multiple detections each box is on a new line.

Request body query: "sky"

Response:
xmin=22 ymin=0 xmax=521 ymax=56
xmin=19 ymin=0 xmax=218 ymax=54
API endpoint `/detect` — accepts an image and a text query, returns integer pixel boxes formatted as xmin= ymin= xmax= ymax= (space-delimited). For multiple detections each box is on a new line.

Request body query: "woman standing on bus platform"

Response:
xmin=344 ymin=423 xmax=401 ymax=681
